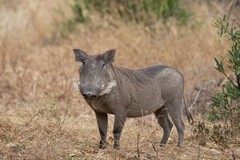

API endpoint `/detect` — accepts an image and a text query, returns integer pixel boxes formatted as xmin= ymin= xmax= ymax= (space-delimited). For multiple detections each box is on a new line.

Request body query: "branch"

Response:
xmin=237 ymin=76 xmax=240 ymax=90
xmin=137 ymin=133 xmax=140 ymax=159
xmin=222 ymin=71 xmax=239 ymax=89
xmin=227 ymin=0 xmax=235 ymax=23
xmin=17 ymin=111 xmax=40 ymax=134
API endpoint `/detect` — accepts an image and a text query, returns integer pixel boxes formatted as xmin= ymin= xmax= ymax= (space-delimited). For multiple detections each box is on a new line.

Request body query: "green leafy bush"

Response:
xmin=59 ymin=0 xmax=86 ymax=34
xmin=209 ymin=15 xmax=240 ymax=132
xmin=193 ymin=7 xmax=240 ymax=147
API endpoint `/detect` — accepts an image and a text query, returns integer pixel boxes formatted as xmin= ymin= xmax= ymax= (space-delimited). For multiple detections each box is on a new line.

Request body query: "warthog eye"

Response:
xmin=82 ymin=59 xmax=87 ymax=65
xmin=101 ymin=61 xmax=106 ymax=70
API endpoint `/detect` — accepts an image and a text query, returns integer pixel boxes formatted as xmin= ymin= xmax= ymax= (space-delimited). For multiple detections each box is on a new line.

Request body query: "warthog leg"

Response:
xmin=155 ymin=106 xmax=173 ymax=146
xmin=166 ymin=98 xmax=185 ymax=147
xmin=113 ymin=113 xmax=126 ymax=149
xmin=95 ymin=112 xmax=108 ymax=149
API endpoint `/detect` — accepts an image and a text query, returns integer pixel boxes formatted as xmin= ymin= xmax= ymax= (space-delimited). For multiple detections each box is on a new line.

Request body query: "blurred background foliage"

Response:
xmin=60 ymin=0 xmax=192 ymax=34
xmin=80 ymin=0 xmax=191 ymax=23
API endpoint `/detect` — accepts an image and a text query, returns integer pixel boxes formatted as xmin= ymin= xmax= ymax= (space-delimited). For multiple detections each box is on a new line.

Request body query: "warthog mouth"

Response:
xmin=74 ymin=80 xmax=117 ymax=97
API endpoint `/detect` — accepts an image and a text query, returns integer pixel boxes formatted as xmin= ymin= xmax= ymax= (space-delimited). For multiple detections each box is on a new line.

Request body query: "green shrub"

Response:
xmin=209 ymin=14 xmax=240 ymax=132
xmin=82 ymin=0 xmax=191 ymax=23
xmin=193 ymin=4 xmax=240 ymax=147
xmin=58 ymin=0 xmax=191 ymax=36
xmin=65 ymin=0 xmax=191 ymax=27
xmin=59 ymin=0 xmax=86 ymax=34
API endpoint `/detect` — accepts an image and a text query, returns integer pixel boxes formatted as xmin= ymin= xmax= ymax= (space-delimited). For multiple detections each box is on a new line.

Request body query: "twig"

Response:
xmin=137 ymin=133 xmax=140 ymax=159
xmin=227 ymin=0 xmax=235 ymax=23
xmin=152 ymin=143 xmax=158 ymax=157
xmin=18 ymin=152 xmax=23 ymax=160
xmin=189 ymin=89 xmax=203 ymax=110
xmin=237 ymin=76 xmax=240 ymax=91
xmin=222 ymin=71 xmax=239 ymax=89
xmin=17 ymin=111 xmax=40 ymax=134
xmin=197 ymin=144 xmax=201 ymax=160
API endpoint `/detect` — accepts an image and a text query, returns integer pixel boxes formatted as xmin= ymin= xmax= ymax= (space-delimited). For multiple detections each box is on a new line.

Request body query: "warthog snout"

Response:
xmin=80 ymin=85 xmax=101 ymax=99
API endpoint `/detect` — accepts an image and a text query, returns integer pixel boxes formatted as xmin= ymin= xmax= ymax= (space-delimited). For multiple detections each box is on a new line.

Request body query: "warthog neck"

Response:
xmin=109 ymin=66 xmax=159 ymax=99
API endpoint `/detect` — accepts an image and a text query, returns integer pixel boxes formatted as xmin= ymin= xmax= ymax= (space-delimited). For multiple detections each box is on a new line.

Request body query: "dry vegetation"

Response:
xmin=0 ymin=0 xmax=240 ymax=159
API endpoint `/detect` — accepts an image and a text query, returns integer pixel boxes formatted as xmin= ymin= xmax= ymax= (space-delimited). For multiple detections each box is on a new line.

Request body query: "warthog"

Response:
xmin=73 ymin=48 xmax=193 ymax=149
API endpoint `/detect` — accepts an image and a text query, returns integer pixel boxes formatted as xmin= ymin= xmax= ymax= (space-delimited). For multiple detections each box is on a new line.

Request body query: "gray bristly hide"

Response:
xmin=73 ymin=48 xmax=193 ymax=149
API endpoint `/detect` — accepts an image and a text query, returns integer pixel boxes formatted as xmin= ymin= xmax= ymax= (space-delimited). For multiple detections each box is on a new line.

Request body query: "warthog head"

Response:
xmin=73 ymin=49 xmax=116 ymax=100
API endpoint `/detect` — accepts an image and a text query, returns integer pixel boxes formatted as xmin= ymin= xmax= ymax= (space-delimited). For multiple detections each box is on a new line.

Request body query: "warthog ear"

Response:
xmin=73 ymin=49 xmax=88 ymax=63
xmin=103 ymin=49 xmax=116 ymax=63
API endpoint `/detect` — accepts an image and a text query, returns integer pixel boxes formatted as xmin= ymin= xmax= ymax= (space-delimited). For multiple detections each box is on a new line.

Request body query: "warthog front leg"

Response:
xmin=154 ymin=106 xmax=173 ymax=146
xmin=113 ymin=113 xmax=126 ymax=149
xmin=95 ymin=112 xmax=108 ymax=149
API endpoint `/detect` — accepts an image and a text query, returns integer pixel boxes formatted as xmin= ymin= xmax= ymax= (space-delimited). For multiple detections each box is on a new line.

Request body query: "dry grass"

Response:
xmin=0 ymin=0 xmax=240 ymax=159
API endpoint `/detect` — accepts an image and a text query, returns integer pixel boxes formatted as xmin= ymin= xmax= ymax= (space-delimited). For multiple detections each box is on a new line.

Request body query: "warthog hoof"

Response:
xmin=113 ymin=140 xmax=120 ymax=150
xmin=177 ymin=143 xmax=183 ymax=147
xmin=113 ymin=144 xmax=120 ymax=150
xmin=160 ymin=143 xmax=166 ymax=147
xmin=99 ymin=140 xmax=107 ymax=149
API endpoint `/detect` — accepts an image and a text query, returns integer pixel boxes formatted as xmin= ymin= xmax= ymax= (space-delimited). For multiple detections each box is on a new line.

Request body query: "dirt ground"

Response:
xmin=0 ymin=0 xmax=240 ymax=159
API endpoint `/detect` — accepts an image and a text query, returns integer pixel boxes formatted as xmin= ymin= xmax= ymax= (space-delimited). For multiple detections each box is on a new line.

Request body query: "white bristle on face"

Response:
xmin=99 ymin=80 xmax=117 ymax=96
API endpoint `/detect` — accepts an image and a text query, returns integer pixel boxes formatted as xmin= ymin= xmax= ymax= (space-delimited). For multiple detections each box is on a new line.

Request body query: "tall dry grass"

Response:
xmin=0 ymin=0 xmax=240 ymax=159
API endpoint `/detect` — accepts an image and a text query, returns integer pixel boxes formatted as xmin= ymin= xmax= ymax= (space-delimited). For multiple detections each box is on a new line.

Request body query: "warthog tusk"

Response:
xmin=100 ymin=80 xmax=117 ymax=96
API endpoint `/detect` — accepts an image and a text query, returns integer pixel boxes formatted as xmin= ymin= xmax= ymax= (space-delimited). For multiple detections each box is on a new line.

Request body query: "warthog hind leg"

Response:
xmin=166 ymin=98 xmax=185 ymax=147
xmin=155 ymin=106 xmax=173 ymax=146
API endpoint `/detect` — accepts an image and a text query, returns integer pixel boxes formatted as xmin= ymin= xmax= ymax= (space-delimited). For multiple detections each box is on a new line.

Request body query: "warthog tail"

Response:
xmin=183 ymin=96 xmax=194 ymax=125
